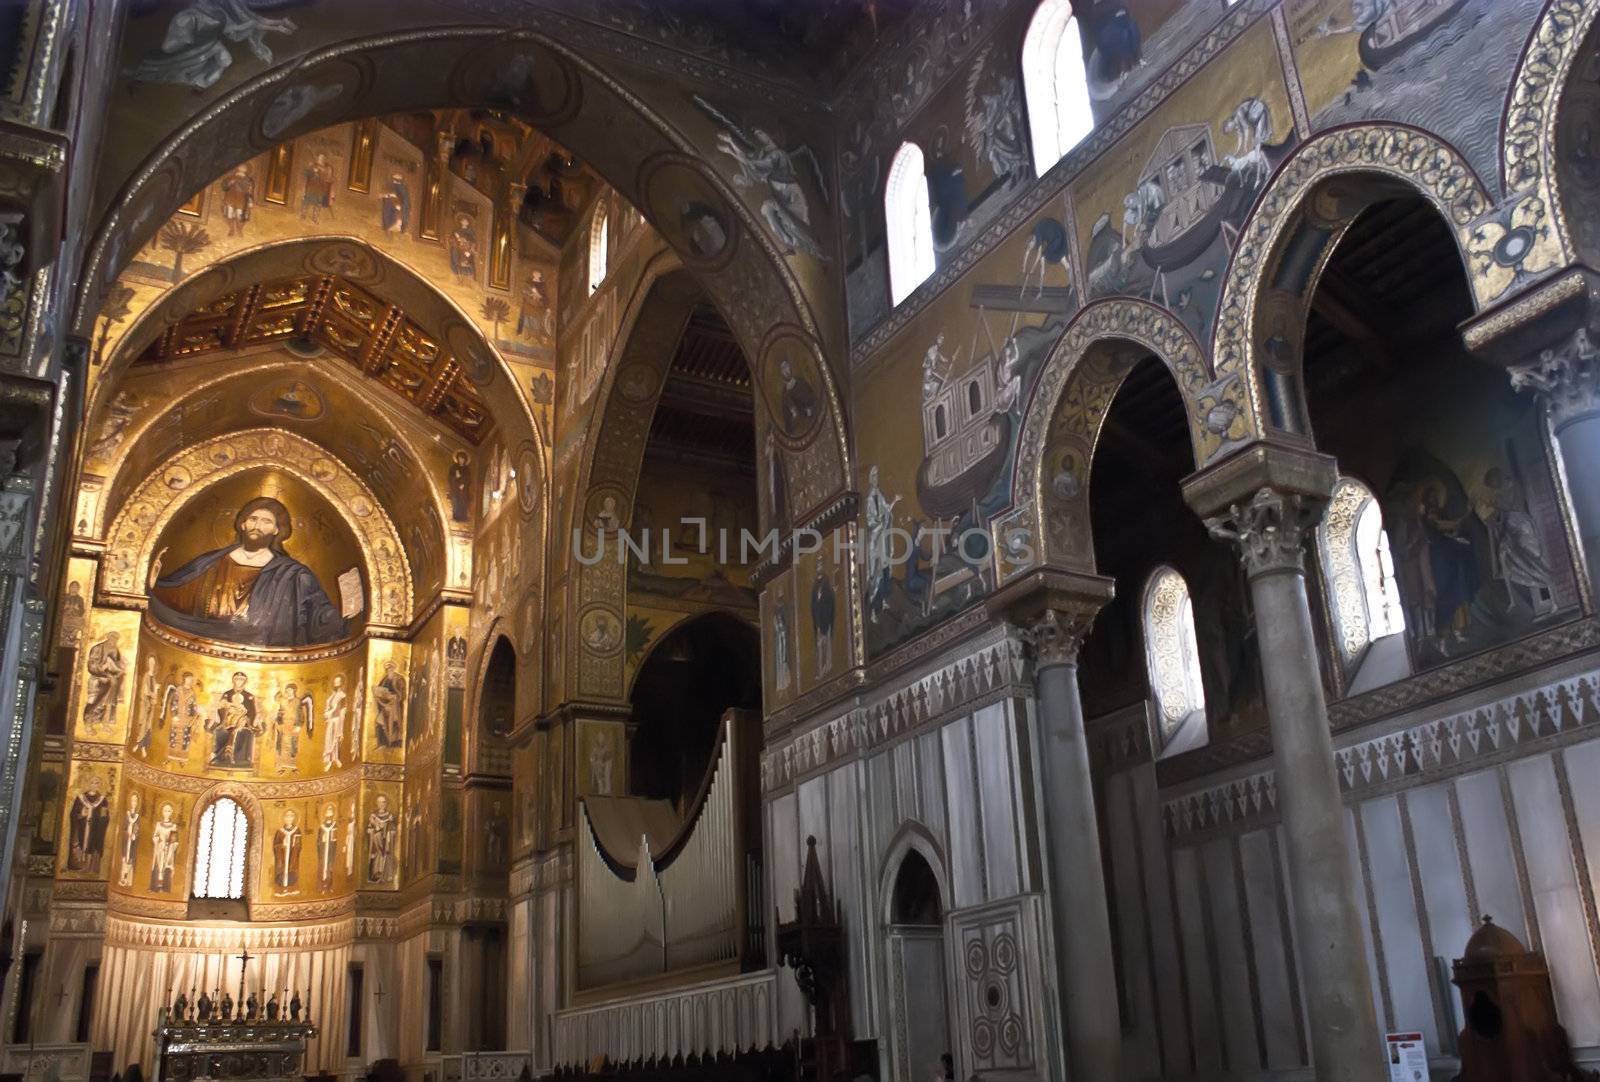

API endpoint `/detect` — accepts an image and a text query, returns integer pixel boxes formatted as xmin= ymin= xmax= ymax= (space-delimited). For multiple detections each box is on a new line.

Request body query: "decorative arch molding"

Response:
xmin=83 ymin=355 xmax=458 ymax=574
xmin=1209 ymin=125 xmax=1494 ymax=445
xmin=1015 ymin=299 xmax=1236 ymax=572
xmin=88 ymin=236 xmax=548 ymax=460
xmin=1505 ymin=0 xmax=1599 ymax=264
xmin=101 ymin=429 xmax=414 ymax=630
xmin=464 ymin=618 xmax=517 ymax=770
xmin=73 ymin=27 xmax=849 ymax=451
xmin=875 ymin=820 xmax=952 ymax=926
xmin=568 ymin=257 xmax=702 ymax=703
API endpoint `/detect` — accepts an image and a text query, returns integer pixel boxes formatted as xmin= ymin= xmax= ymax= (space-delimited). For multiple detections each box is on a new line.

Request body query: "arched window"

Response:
xmin=192 ymin=797 xmax=248 ymax=900
xmin=587 ymin=205 xmax=609 ymax=296
xmin=1355 ymin=498 xmax=1406 ymax=640
xmin=1319 ymin=478 xmax=1407 ymax=667
xmin=1021 ymin=0 xmax=1095 ymax=175
xmin=1143 ymin=566 xmax=1206 ymax=754
xmin=885 ymin=142 xmax=935 ymax=306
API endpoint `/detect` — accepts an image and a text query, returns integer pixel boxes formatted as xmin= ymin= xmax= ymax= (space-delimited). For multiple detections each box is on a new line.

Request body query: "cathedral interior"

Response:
xmin=0 ymin=1 xmax=1597 ymax=1081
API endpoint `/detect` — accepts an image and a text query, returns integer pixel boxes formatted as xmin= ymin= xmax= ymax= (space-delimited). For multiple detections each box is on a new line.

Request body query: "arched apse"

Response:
xmin=1013 ymin=300 xmax=1229 ymax=577
xmin=1208 ymin=125 xmax=1499 ymax=449
xmin=80 ymin=355 xmax=458 ymax=605
xmin=77 ymin=27 xmax=852 ymax=509
xmin=81 ymin=237 xmax=548 ymax=600
xmin=101 ymin=429 xmax=413 ymax=632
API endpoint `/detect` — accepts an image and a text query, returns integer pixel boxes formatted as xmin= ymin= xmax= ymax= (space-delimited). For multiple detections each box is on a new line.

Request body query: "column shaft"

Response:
xmin=1031 ymin=611 xmax=1120 ymax=1082
xmin=1208 ymin=487 xmax=1382 ymax=1082
xmin=1554 ymin=413 xmax=1600 ymax=603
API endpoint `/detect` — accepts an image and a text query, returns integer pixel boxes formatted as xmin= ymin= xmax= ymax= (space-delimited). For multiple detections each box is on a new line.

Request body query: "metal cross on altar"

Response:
xmin=235 ymin=941 xmax=252 ymax=1009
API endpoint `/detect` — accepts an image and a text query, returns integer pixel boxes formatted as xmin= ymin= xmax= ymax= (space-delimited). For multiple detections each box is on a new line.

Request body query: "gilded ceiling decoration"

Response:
xmin=134 ymin=274 xmax=492 ymax=444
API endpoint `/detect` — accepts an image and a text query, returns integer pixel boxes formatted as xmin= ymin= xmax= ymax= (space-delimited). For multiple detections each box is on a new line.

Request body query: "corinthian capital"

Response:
xmin=1022 ymin=607 xmax=1095 ymax=669
xmin=989 ymin=566 xmax=1114 ymax=672
xmin=1204 ymin=487 xmax=1319 ymax=578
xmin=1509 ymin=326 xmax=1600 ymax=431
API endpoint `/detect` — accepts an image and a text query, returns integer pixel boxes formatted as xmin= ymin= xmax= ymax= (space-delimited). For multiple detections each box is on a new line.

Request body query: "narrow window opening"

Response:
xmin=885 ymin=142 xmax=936 ymax=305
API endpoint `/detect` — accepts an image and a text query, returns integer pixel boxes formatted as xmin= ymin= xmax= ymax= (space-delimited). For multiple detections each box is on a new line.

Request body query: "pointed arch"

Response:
xmin=876 ymin=821 xmax=951 ymax=925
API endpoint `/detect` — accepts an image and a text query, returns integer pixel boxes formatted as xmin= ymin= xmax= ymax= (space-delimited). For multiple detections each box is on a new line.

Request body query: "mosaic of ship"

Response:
xmin=915 ymin=307 xmax=1064 ymax=520
xmin=1358 ymin=0 xmax=1470 ymax=71
xmin=1130 ymin=102 xmax=1292 ymax=275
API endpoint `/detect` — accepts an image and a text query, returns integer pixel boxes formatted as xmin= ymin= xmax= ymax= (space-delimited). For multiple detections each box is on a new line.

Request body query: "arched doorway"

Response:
xmin=884 ymin=845 xmax=953 ymax=1082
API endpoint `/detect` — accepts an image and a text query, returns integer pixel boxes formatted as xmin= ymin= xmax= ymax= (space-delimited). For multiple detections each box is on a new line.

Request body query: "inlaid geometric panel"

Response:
xmin=948 ymin=895 xmax=1053 ymax=1078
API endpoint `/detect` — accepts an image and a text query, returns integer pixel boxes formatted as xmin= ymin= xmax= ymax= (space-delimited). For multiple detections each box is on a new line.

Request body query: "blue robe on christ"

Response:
xmin=149 ymin=547 xmax=348 ymax=648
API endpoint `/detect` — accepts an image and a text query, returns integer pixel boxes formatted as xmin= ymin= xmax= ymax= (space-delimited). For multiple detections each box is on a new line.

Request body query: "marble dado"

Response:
xmin=760 ymin=628 xmax=1031 ymax=794
xmin=0 ymin=1045 xmax=91 ymax=1082
xmin=441 ymin=1052 xmax=531 ymax=1082
xmin=47 ymin=902 xmax=106 ymax=936
xmin=1161 ymin=661 xmax=1600 ymax=842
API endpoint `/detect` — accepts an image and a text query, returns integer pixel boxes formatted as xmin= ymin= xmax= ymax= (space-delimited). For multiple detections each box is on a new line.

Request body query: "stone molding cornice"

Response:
xmin=761 ymin=628 xmax=1030 ymax=794
xmin=1461 ymin=266 xmax=1598 ymax=362
xmin=1162 ymin=658 xmax=1600 ymax=843
xmin=104 ymin=913 xmax=353 ymax=951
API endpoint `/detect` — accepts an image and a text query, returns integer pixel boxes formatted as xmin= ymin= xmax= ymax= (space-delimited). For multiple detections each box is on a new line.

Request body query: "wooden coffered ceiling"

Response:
xmin=134 ymin=274 xmax=492 ymax=443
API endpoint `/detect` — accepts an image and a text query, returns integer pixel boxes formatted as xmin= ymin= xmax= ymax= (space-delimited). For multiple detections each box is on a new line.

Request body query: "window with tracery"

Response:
xmin=1143 ymin=566 xmax=1206 ymax=746
xmin=587 ymin=205 xmax=609 ymax=295
xmin=1319 ymin=477 xmax=1407 ymax=672
xmin=1021 ymin=0 xmax=1095 ymax=176
xmin=885 ymin=142 xmax=936 ymax=306
xmin=192 ymin=796 xmax=248 ymax=900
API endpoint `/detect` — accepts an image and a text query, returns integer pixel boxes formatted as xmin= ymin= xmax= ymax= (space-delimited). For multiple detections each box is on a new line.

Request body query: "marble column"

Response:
xmin=1184 ymin=444 xmax=1382 ymax=1082
xmin=993 ymin=569 xmax=1119 ymax=1082
xmin=1507 ymin=327 xmax=1600 ymax=603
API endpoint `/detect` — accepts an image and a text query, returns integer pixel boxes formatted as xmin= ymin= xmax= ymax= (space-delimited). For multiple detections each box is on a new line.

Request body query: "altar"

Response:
xmin=152 ymin=948 xmax=318 ymax=1082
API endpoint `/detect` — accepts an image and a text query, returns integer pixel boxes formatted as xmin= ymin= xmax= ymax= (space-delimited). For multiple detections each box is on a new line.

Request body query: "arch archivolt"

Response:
xmin=1209 ymin=124 xmax=1504 ymax=448
xmin=876 ymin=821 xmax=952 ymax=925
xmin=88 ymin=237 xmax=546 ymax=453
xmin=101 ymin=429 xmax=413 ymax=630
xmin=83 ymin=355 xmax=457 ymax=552
xmin=567 ymin=258 xmax=702 ymax=703
xmin=1505 ymin=0 xmax=1600 ymax=266
xmin=75 ymin=28 xmax=850 ymax=487
xmin=1015 ymin=299 xmax=1235 ymax=574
